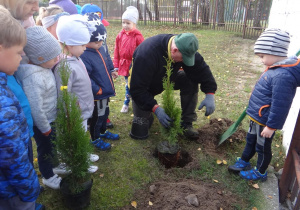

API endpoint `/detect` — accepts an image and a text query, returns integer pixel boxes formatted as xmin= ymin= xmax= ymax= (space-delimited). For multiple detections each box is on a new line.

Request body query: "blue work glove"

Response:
xmin=198 ymin=94 xmax=215 ymax=116
xmin=154 ymin=106 xmax=172 ymax=128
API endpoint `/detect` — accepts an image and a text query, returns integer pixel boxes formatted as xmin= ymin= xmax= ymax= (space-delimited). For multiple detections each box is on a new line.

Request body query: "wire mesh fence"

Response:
xmin=72 ymin=0 xmax=273 ymax=39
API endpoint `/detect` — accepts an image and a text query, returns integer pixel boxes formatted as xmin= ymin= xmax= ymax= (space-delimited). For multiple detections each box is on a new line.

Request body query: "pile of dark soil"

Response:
xmin=123 ymin=118 xmax=247 ymax=210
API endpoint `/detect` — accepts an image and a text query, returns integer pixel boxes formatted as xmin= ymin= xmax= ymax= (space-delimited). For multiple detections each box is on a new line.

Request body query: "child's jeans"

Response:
xmin=124 ymin=76 xmax=130 ymax=106
xmin=241 ymin=120 xmax=274 ymax=174
xmin=89 ymin=99 xmax=109 ymax=140
xmin=0 ymin=195 xmax=35 ymax=210
xmin=33 ymin=123 xmax=56 ymax=179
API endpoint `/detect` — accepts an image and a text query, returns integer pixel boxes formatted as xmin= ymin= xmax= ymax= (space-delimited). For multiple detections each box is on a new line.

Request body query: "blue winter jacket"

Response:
xmin=247 ymin=58 xmax=300 ymax=129
xmin=80 ymin=46 xmax=115 ymax=100
xmin=0 ymin=72 xmax=40 ymax=202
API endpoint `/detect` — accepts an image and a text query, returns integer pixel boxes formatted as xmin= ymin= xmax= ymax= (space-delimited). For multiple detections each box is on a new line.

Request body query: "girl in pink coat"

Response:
xmin=113 ymin=6 xmax=144 ymax=113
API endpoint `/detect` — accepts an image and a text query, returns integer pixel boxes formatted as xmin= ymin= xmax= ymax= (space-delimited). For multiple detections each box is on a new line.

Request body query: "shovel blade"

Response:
xmin=218 ymin=108 xmax=247 ymax=146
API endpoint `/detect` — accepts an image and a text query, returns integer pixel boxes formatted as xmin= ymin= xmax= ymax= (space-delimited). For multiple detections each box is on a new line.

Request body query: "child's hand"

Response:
xmin=261 ymin=127 xmax=275 ymax=138
xmin=111 ymin=71 xmax=118 ymax=79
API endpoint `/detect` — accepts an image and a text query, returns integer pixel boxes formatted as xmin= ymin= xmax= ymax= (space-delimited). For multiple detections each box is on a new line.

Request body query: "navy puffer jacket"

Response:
xmin=81 ymin=46 xmax=115 ymax=100
xmin=0 ymin=72 xmax=40 ymax=202
xmin=247 ymin=58 xmax=300 ymax=129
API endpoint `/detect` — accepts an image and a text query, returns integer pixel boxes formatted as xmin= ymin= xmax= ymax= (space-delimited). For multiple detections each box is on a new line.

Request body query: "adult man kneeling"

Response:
xmin=128 ymin=33 xmax=217 ymax=140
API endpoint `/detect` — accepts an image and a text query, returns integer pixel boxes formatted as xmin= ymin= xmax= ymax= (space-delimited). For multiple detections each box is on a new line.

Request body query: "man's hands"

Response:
xmin=261 ymin=127 xmax=275 ymax=138
xmin=154 ymin=106 xmax=172 ymax=128
xmin=198 ymin=94 xmax=215 ymax=116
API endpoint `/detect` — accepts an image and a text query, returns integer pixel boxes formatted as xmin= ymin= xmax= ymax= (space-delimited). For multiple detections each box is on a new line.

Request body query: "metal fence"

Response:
xmin=74 ymin=0 xmax=273 ymax=39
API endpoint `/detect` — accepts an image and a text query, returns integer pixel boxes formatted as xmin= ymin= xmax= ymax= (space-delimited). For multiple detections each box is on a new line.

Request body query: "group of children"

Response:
xmin=1 ymin=0 xmax=300 ymax=209
xmin=0 ymin=1 xmax=143 ymax=209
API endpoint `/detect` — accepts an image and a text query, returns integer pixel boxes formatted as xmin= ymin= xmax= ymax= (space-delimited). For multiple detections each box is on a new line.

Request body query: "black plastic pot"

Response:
xmin=60 ymin=178 xmax=93 ymax=210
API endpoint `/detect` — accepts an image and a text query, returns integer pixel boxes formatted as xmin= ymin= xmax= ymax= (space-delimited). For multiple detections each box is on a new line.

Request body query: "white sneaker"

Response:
xmin=53 ymin=163 xmax=71 ymax=175
xmin=42 ymin=174 xmax=61 ymax=190
xmin=120 ymin=105 xmax=129 ymax=113
xmin=88 ymin=165 xmax=98 ymax=173
xmin=89 ymin=154 xmax=99 ymax=162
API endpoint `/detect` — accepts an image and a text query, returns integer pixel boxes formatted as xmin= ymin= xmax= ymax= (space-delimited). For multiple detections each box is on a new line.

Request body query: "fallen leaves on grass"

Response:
xmin=99 ymin=174 xmax=104 ymax=178
xmin=216 ymin=159 xmax=227 ymax=165
xmin=252 ymin=183 xmax=259 ymax=189
xmin=213 ymin=179 xmax=219 ymax=183
xmin=131 ymin=201 xmax=137 ymax=208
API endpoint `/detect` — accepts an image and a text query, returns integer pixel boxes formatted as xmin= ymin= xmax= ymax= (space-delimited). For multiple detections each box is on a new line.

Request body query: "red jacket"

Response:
xmin=113 ymin=28 xmax=144 ymax=76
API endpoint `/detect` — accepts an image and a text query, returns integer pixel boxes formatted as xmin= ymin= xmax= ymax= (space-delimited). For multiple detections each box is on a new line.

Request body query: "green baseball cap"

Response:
xmin=174 ymin=33 xmax=199 ymax=66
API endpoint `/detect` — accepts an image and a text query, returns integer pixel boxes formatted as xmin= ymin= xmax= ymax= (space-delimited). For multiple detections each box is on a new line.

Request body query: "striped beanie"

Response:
xmin=254 ymin=28 xmax=290 ymax=57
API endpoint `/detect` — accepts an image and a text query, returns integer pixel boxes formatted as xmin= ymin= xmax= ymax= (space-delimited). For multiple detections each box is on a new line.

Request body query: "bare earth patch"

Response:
xmin=122 ymin=118 xmax=247 ymax=210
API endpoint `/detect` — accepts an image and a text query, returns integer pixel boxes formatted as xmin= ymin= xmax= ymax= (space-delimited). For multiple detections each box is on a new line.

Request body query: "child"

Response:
xmin=113 ymin=6 xmax=144 ymax=113
xmin=228 ymin=28 xmax=300 ymax=181
xmin=36 ymin=5 xmax=69 ymax=39
xmin=81 ymin=3 xmax=114 ymax=129
xmin=55 ymin=15 xmax=100 ymax=168
xmin=0 ymin=5 xmax=40 ymax=209
xmin=81 ymin=13 xmax=119 ymax=151
xmin=15 ymin=26 xmax=63 ymax=190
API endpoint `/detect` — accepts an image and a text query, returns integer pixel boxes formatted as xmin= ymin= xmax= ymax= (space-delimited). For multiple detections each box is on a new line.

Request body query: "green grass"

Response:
xmin=33 ymin=23 xmax=286 ymax=209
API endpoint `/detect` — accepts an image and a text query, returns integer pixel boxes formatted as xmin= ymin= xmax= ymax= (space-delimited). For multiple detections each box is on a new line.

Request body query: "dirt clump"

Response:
xmin=196 ymin=118 xmax=246 ymax=157
xmin=122 ymin=179 xmax=238 ymax=210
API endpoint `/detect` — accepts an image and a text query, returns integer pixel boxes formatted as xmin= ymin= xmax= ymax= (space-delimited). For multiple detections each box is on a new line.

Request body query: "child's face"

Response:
xmin=122 ymin=19 xmax=135 ymax=31
xmin=67 ymin=44 xmax=87 ymax=58
xmin=86 ymin=41 xmax=103 ymax=50
xmin=0 ymin=44 xmax=23 ymax=75
xmin=40 ymin=56 xmax=58 ymax=69
xmin=256 ymin=53 xmax=284 ymax=66
xmin=16 ymin=0 xmax=39 ymax=20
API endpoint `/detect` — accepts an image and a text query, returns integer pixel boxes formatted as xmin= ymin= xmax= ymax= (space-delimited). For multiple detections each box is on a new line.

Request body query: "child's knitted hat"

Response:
xmin=49 ymin=0 xmax=78 ymax=15
xmin=24 ymin=26 xmax=61 ymax=65
xmin=84 ymin=13 xmax=107 ymax=43
xmin=56 ymin=14 xmax=96 ymax=46
xmin=254 ymin=28 xmax=290 ymax=57
xmin=122 ymin=6 xmax=139 ymax=24
xmin=81 ymin=3 xmax=109 ymax=26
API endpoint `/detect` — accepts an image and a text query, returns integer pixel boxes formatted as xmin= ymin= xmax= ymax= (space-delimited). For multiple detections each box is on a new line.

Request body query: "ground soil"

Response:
xmin=122 ymin=118 xmax=247 ymax=210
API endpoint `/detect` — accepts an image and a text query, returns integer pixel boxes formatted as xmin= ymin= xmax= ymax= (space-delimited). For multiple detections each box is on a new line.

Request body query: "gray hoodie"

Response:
xmin=54 ymin=56 xmax=94 ymax=121
xmin=15 ymin=64 xmax=57 ymax=133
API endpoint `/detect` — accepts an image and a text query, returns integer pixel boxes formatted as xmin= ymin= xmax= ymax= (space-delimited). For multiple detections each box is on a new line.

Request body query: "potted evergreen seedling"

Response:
xmin=55 ymin=56 xmax=93 ymax=209
xmin=157 ymin=57 xmax=183 ymax=168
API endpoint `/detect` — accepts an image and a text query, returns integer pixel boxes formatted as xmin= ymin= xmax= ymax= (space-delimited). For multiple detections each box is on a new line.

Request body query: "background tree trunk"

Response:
xmin=253 ymin=0 xmax=263 ymax=28
xmin=218 ymin=0 xmax=225 ymax=26
xmin=200 ymin=0 xmax=210 ymax=25
xmin=177 ymin=0 xmax=184 ymax=24
xmin=154 ymin=0 xmax=160 ymax=21
xmin=191 ymin=0 xmax=198 ymax=24
xmin=137 ymin=0 xmax=143 ymax=21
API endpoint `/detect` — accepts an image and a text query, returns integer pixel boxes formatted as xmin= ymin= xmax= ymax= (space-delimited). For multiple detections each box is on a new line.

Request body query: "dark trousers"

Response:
xmin=241 ymin=120 xmax=274 ymax=174
xmin=33 ymin=123 xmax=56 ymax=179
xmin=89 ymin=99 xmax=109 ymax=140
xmin=0 ymin=196 xmax=35 ymax=210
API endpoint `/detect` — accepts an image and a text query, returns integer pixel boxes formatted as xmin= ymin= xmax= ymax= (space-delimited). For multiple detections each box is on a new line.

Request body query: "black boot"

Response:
xmin=181 ymin=122 xmax=199 ymax=140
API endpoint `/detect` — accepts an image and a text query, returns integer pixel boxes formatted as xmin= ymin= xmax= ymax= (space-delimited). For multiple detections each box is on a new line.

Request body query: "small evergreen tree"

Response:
xmin=161 ymin=57 xmax=183 ymax=145
xmin=55 ymin=56 xmax=93 ymax=193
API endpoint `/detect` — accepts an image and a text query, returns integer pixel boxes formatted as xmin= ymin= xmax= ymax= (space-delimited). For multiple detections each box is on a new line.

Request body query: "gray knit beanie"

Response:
xmin=24 ymin=26 xmax=61 ymax=65
xmin=254 ymin=28 xmax=290 ymax=57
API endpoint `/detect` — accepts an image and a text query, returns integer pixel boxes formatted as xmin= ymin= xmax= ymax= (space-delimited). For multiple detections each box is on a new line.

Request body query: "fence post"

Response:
xmin=279 ymin=110 xmax=300 ymax=203
xmin=242 ymin=0 xmax=251 ymax=39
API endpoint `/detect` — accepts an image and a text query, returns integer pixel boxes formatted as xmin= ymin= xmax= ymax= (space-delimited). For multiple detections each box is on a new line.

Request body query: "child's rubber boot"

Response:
xmin=106 ymin=118 xmax=114 ymax=128
xmin=239 ymin=167 xmax=268 ymax=182
xmin=228 ymin=157 xmax=251 ymax=174
xmin=100 ymin=130 xmax=120 ymax=140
